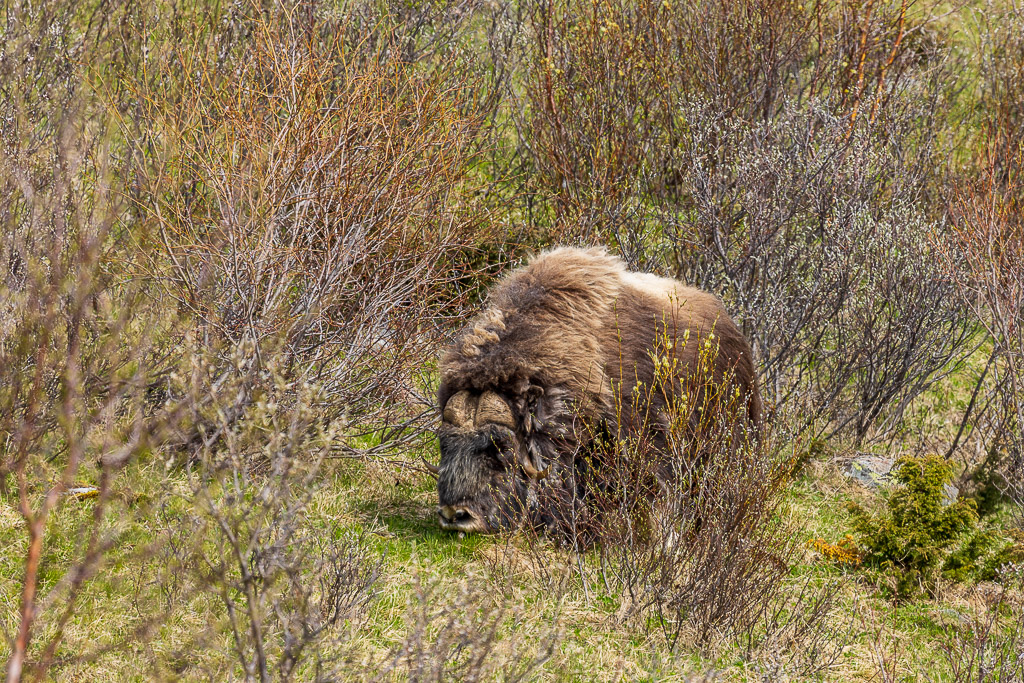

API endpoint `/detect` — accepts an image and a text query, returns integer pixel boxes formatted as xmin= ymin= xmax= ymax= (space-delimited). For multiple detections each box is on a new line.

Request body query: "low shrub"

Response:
xmin=943 ymin=528 xmax=1024 ymax=583
xmin=848 ymin=454 xmax=1020 ymax=598
xmin=504 ymin=329 xmax=851 ymax=678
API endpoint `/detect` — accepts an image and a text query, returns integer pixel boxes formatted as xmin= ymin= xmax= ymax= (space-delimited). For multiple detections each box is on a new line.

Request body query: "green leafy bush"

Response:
xmin=849 ymin=454 xmax=978 ymax=598
xmin=849 ymin=455 xmax=1022 ymax=598
xmin=942 ymin=529 xmax=1006 ymax=583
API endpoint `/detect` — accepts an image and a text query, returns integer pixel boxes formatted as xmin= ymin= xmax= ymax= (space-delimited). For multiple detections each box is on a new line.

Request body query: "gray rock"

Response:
xmin=942 ymin=483 xmax=960 ymax=507
xmin=845 ymin=455 xmax=895 ymax=488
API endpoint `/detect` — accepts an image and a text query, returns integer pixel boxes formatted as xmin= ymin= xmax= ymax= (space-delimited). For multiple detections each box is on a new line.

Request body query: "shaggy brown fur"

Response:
xmin=435 ymin=246 xmax=761 ymax=534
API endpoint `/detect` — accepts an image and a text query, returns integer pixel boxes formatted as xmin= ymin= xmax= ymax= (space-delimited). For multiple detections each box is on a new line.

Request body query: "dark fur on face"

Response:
xmin=434 ymin=247 xmax=762 ymax=535
xmin=436 ymin=424 xmax=534 ymax=532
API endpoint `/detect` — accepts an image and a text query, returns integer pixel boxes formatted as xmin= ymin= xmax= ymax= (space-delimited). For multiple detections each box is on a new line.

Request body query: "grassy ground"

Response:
xmin=2 ymin=412 xmax=1019 ymax=681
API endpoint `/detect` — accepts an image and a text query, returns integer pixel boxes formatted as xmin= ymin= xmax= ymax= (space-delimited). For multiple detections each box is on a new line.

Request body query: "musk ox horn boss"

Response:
xmin=432 ymin=247 xmax=761 ymax=535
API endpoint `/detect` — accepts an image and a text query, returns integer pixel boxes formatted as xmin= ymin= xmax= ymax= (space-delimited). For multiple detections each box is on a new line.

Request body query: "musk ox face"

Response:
xmin=435 ymin=391 xmax=544 ymax=533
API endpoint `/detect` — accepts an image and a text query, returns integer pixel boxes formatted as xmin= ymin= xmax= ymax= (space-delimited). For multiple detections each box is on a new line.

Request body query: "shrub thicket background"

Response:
xmin=1 ymin=0 xmax=1023 ymax=680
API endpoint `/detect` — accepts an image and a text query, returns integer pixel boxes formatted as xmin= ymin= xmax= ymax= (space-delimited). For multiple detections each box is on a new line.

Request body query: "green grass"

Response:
xmin=2 ymin=340 xmax=1022 ymax=680
xmin=3 ymin=433 xmax=1018 ymax=681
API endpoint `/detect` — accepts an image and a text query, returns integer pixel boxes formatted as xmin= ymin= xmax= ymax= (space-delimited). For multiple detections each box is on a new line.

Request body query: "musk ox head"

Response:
xmin=434 ymin=390 xmax=548 ymax=533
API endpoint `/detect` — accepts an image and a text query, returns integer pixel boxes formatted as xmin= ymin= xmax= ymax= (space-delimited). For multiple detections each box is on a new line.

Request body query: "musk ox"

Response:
xmin=431 ymin=247 xmax=761 ymax=535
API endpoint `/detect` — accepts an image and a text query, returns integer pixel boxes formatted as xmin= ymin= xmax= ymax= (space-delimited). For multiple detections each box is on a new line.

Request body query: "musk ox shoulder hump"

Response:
xmin=619 ymin=271 xmax=681 ymax=303
xmin=462 ymin=246 xmax=628 ymax=358
xmin=619 ymin=271 xmax=729 ymax=320
xmin=440 ymin=246 xmax=626 ymax=399
xmin=495 ymin=246 xmax=625 ymax=314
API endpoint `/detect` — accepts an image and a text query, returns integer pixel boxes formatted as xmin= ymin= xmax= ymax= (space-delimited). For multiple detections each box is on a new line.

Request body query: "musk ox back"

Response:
xmin=433 ymin=247 xmax=761 ymax=535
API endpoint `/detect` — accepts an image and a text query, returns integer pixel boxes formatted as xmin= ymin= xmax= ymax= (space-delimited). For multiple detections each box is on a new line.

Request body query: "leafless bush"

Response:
xmin=511 ymin=0 xmax=949 ymax=240
xmin=942 ymin=173 xmax=1024 ymax=512
xmin=939 ymin=5 xmax=1024 ymax=514
xmin=156 ymin=356 xmax=382 ymax=682
xmin=503 ymin=333 xmax=848 ymax=676
xmin=597 ymin=435 xmax=843 ymax=677
xmin=0 ymin=2 xmax=191 ymax=679
xmin=971 ymin=3 xmax=1024 ymax=187
xmin=373 ymin=576 xmax=558 ymax=682
xmin=936 ymin=571 xmax=1024 ymax=682
xmin=1 ymin=1 xmax=499 ymax=678
xmin=126 ymin=4 xmax=497 ymax=461
xmin=665 ymin=101 xmax=973 ymax=442
xmin=0 ymin=139 xmax=175 ymax=681
xmin=592 ymin=428 xmax=794 ymax=643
